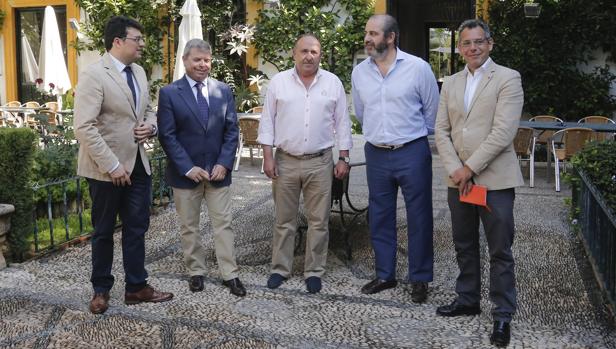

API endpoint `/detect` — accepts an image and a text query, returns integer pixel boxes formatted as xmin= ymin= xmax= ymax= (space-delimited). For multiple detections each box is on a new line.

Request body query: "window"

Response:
xmin=15 ymin=6 xmax=67 ymax=102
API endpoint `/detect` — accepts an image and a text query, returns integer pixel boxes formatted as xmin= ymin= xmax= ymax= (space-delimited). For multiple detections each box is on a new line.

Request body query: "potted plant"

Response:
xmin=524 ymin=1 xmax=541 ymax=18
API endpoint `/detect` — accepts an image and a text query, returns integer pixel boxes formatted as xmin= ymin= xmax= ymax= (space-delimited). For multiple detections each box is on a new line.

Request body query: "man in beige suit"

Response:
xmin=74 ymin=16 xmax=173 ymax=315
xmin=434 ymin=19 xmax=523 ymax=348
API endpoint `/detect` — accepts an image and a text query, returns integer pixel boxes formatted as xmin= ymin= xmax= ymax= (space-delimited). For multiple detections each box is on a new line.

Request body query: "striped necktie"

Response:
xmin=195 ymin=81 xmax=209 ymax=128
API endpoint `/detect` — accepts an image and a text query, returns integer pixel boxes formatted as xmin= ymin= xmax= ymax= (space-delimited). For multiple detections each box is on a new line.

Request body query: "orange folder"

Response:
xmin=459 ymin=184 xmax=491 ymax=212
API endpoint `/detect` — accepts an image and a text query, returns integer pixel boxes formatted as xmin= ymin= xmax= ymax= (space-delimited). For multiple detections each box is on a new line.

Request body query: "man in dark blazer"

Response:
xmin=74 ymin=16 xmax=173 ymax=315
xmin=435 ymin=19 xmax=524 ymax=347
xmin=157 ymin=38 xmax=245 ymax=297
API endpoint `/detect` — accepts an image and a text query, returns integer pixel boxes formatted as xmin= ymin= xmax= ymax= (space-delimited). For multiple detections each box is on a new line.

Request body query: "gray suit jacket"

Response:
xmin=435 ymin=60 xmax=524 ymax=190
xmin=74 ymin=53 xmax=157 ymax=181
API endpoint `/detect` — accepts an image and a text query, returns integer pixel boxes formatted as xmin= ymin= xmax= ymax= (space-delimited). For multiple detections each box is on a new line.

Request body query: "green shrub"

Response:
xmin=0 ymin=128 xmax=37 ymax=261
xmin=570 ymin=140 xmax=616 ymax=213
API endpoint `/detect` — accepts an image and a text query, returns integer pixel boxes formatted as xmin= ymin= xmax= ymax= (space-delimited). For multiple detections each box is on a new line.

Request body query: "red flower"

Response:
xmin=49 ymin=82 xmax=55 ymax=89
xmin=35 ymin=78 xmax=43 ymax=84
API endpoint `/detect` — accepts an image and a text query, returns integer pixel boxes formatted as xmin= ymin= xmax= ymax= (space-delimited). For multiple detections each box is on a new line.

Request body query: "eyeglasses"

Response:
xmin=123 ymin=36 xmax=146 ymax=44
xmin=460 ymin=38 xmax=490 ymax=48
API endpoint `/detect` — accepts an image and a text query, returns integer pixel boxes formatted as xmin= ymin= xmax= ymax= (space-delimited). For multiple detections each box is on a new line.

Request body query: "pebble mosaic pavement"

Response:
xmin=0 ymin=136 xmax=614 ymax=348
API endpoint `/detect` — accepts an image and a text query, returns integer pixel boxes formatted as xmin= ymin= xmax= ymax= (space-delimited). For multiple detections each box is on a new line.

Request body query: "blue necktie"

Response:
xmin=195 ymin=82 xmax=209 ymax=128
xmin=124 ymin=66 xmax=137 ymax=106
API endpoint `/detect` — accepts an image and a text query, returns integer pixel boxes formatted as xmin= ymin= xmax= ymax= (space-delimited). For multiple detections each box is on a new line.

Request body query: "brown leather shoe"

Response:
xmin=89 ymin=292 xmax=110 ymax=314
xmin=124 ymin=285 xmax=173 ymax=305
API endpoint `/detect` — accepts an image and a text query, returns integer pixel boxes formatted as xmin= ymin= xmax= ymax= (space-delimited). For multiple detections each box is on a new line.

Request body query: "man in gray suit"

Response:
xmin=435 ymin=19 xmax=524 ymax=348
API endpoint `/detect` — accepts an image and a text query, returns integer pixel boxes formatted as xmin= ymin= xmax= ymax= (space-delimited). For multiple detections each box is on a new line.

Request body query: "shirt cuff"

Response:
xmin=108 ymin=161 xmax=120 ymax=174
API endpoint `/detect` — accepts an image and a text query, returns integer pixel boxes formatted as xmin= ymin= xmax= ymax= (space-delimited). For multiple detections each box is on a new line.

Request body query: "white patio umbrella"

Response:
xmin=173 ymin=0 xmax=203 ymax=81
xmin=38 ymin=6 xmax=72 ymax=98
xmin=430 ymin=46 xmax=459 ymax=54
xmin=21 ymin=34 xmax=39 ymax=83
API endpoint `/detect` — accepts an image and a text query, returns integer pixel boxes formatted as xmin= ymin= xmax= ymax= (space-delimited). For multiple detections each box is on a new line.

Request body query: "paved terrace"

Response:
xmin=0 ymin=136 xmax=615 ymax=348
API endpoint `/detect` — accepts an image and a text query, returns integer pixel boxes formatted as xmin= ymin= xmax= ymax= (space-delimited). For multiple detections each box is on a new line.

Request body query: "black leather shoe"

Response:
xmin=410 ymin=282 xmax=428 ymax=303
xmin=361 ymin=278 xmax=397 ymax=294
xmin=223 ymin=278 xmax=247 ymax=297
xmin=490 ymin=321 xmax=511 ymax=347
xmin=436 ymin=300 xmax=481 ymax=317
xmin=189 ymin=276 xmax=204 ymax=292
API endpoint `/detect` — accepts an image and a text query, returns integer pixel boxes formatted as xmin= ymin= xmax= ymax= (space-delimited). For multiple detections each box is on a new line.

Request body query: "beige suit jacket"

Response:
xmin=435 ymin=60 xmax=524 ymax=190
xmin=74 ymin=53 xmax=156 ymax=181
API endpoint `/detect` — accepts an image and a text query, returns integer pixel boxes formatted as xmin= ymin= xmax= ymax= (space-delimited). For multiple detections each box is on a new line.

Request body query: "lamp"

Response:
xmin=524 ymin=2 xmax=541 ymax=18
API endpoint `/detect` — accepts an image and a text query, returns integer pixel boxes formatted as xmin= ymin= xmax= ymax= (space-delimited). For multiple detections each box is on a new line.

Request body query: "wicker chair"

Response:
xmin=234 ymin=116 xmax=264 ymax=172
xmin=577 ymin=115 xmax=615 ymax=141
xmin=1 ymin=101 xmax=23 ymax=127
xmin=22 ymin=101 xmax=41 ymax=128
xmin=551 ymin=127 xmax=593 ymax=192
xmin=513 ymin=126 xmax=536 ymax=187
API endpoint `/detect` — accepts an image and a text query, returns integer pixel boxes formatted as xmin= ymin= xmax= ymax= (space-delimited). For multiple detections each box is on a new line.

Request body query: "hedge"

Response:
xmin=0 ymin=128 xmax=36 ymax=261
xmin=570 ymin=140 xmax=616 ymax=214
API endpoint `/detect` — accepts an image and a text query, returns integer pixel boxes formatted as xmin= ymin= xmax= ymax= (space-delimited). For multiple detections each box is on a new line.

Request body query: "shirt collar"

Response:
xmin=185 ymin=75 xmax=208 ymax=89
xmin=368 ymin=47 xmax=406 ymax=66
xmin=291 ymin=67 xmax=322 ymax=81
xmin=109 ymin=53 xmax=129 ymax=73
xmin=464 ymin=57 xmax=493 ymax=77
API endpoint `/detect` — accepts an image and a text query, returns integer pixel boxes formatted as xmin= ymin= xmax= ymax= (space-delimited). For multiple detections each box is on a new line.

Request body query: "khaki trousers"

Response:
xmin=271 ymin=149 xmax=333 ymax=278
xmin=173 ymin=182 xmax=238 ymax=281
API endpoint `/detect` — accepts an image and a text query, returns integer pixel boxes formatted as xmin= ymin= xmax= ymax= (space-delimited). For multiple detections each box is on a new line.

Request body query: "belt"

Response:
xmin=278 ymin=148 xmax=329 ymax=160
xmin=370 ymin=141 xmax=412 ymax=150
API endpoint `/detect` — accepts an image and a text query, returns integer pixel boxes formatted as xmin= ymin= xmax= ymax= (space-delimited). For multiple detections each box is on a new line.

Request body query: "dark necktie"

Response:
xmin=195 ymin=82 xmax=209 ymax=128
xmin=124 ymin=66 xmax=137 ymax=106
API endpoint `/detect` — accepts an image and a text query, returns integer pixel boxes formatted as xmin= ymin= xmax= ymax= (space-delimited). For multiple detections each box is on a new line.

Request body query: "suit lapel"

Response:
xmin=178 ymin=76 xmax=207 ymax=130
xmin=102 ymin=54 xmax=137 ymax=119
xmin=134 ymin=64 xmax=149 ymax=118
xmin=454 ymin=73 xmax=466 ymax=119
xmin=466 ymin=65 xmax=495 ymax=118
xmin=206 ymin=78 xmax=219 ymax=130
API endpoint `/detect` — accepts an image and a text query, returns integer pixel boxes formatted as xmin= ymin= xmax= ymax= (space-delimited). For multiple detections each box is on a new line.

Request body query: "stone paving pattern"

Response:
xmin=0 ymin=136 xmax=615 ymax=348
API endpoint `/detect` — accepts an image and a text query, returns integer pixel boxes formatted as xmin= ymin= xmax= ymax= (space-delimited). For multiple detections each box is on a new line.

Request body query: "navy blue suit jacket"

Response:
xmin=157 ymin=76 xmax=239 ymax=189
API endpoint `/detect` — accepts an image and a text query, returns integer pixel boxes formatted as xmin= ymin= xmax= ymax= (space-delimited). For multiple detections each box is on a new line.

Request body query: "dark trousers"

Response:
xmin=364 ymin=137 xmax=434 ymax=282
xmin=447 ymin=187 xmax=517 ymax=322
xmin=88 ymin=154 xmax=151 ymax=293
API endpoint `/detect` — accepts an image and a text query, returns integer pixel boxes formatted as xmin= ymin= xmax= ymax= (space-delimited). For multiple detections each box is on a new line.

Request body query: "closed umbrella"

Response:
xmin=173 ymin=0 xmax=203 ymax=81
xmin=38 ymin=6 xmax=71 ymax=98
xmin=21 ymin=34 xmax=39 ymax=83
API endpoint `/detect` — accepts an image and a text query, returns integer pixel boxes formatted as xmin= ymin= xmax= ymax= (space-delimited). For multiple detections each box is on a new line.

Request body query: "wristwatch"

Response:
xmin=338 ymin=156 xmax=350 ymax=164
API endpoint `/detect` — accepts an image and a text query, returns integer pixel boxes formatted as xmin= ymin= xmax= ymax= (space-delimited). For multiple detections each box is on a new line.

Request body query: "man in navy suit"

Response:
xmin=157 ymin=38 xmax=245 ymax=296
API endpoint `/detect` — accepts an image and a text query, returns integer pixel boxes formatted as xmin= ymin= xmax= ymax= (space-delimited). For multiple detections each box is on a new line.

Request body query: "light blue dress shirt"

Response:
xmin=351 ymin=48 xmax=439 ymax=145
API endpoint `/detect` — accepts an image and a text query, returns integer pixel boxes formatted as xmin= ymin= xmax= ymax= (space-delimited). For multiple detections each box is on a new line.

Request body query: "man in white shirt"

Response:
xmin=435 ymin=19 xmax=524 ymax=348
xmin=351 ymin=14 xmax=439 ymax=303
xmin=258 ymin=34 xmax=353 ymax=294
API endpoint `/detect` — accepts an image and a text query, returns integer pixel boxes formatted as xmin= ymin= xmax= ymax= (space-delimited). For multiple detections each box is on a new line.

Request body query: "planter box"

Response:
xmin=0 ymin=204 xmax=15 ymax=269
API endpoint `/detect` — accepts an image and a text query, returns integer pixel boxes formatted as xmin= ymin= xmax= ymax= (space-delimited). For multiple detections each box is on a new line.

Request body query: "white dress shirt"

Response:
xmin=109 ymin=53 xmax=141 ymax=112
xmin=351 ymin=48 xmax=440 ymax=145
xmin=108 ymin=53 xmax=142 ymax=174
xmin=257 ymin=68 xmax=353 ymax=156
xmin=184 ymin=75 xmax=210 ymax=104
xmin=464 ymin=57 xmax=493 ymax=113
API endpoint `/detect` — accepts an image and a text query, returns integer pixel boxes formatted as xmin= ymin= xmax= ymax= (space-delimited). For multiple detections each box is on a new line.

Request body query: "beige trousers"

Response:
xmin=271 ymin=149 xmax=333 ymax=278
xmin=173 ymin=182 xmax=238 ymax=281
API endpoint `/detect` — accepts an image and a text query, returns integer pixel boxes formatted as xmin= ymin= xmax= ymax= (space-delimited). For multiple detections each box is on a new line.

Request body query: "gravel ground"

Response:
xmin=0 ymin=135 xmax=614 ymax=348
